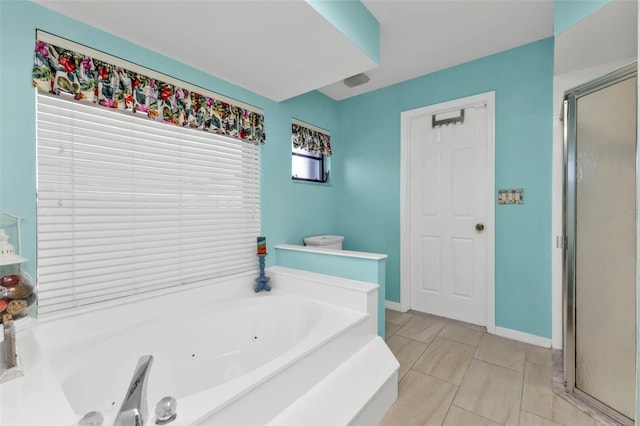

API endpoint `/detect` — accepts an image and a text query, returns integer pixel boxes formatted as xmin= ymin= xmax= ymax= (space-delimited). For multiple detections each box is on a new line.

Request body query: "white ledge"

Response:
xmin=274 ymin=244 xmax=388 ymax=261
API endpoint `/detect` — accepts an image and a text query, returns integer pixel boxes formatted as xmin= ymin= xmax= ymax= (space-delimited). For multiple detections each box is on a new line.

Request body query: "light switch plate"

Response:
xmin=498 ymin=189 xmax=524 ymax=205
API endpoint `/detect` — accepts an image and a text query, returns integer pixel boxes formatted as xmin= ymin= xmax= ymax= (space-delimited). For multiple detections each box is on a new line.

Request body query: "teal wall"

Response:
xmin=554 ymin=0 xmax=611 ymax=35
xmin=267 ymin=91 xmax=340 ymax=247
xmin=335 ymin=38 xmax=555 ymax=338
xmin=0 ymin=1 xmax=340 ymax=277
xmin=1 ymin=1 xmax=555 ymax=340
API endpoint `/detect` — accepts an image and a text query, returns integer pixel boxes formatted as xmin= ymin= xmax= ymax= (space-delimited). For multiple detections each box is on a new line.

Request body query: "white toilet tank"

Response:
xmin=304 ymin=235 xmax=344 ymax=250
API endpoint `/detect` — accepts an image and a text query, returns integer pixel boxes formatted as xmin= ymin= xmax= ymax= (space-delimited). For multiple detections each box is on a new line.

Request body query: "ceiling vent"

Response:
xmin=343 ymin=73 xmax=370 ymax=88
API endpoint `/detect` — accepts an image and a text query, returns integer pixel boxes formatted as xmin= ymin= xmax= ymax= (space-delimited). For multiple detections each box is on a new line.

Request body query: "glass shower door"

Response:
xmin=564 ymin=66 xmax=637 ymax=422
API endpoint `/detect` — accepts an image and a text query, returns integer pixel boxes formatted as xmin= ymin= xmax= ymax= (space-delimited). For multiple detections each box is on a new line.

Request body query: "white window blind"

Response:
xmin=36 ymin=92 xmax=261 ymax=316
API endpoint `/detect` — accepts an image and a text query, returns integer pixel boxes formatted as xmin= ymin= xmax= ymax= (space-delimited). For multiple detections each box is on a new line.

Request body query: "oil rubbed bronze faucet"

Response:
xmin=115 ymin=355 xmax=154 ymax=426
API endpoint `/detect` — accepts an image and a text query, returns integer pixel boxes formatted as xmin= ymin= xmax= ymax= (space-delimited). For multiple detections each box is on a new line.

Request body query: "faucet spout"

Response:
xmin=115 ymin=355 xmax=154 ymax=426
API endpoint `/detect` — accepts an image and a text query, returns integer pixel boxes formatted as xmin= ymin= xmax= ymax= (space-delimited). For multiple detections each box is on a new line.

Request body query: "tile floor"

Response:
xmin=381 ymin=309 xmax=601 ymax=426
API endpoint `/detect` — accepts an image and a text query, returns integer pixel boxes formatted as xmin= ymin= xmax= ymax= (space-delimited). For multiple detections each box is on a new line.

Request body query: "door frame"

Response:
xmin=400 ymin=91 xmax=496 ymax=334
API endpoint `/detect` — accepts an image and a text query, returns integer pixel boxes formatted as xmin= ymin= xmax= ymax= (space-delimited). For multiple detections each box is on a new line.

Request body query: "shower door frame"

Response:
xmin=562 ymin=62 xmax=637 ymax=426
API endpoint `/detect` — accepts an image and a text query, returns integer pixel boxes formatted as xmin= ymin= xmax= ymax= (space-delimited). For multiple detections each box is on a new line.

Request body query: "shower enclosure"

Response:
xmin=563 ymin=63 xmax=637 ymax=424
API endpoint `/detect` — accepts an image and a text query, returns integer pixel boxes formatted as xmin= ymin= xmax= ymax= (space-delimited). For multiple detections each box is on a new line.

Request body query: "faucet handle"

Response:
xmin=155 ymin=396 xmax=177 ymax=425
xmin=78 ymin=411 xmax=104 ymax=426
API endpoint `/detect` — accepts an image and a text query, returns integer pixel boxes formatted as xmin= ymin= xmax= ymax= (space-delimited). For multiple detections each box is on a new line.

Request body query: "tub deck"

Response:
xmin=0 ymin=267 xmax=398 ymax=425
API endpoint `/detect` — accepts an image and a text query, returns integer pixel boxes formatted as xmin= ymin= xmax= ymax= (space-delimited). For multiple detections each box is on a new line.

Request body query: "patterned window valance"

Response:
xmin=291 ymin=121 xmax=332 ymax=156
xmin=32 ymin=38 xmax=265 ymax=143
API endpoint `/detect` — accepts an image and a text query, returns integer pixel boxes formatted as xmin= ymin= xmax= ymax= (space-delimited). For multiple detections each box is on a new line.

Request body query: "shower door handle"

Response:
xmin=475 ymin=223 xmax=485 ymax=231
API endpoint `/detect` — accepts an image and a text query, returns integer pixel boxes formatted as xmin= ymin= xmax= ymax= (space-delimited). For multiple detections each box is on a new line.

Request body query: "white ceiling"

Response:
xmin=34 ymin=0 xmax=554 ymax=102
xmin=323 ymin=0 xmax=554 ymax=100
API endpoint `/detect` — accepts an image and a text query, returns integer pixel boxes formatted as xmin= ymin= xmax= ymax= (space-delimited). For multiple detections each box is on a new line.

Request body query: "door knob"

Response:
xmin=475 ymin=223 xmax=485 ymax=231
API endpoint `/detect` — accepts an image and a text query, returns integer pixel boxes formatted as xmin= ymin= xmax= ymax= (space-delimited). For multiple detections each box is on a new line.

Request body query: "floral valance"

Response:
xmin=291 ymin=123 xmax=331 ymax=156
xmin=32 ymin=40 xmax=265 ymax=143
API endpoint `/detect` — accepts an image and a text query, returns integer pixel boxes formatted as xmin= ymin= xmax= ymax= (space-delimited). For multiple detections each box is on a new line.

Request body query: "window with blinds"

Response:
xmin=36 ymin=92 xmax=261 ymax=316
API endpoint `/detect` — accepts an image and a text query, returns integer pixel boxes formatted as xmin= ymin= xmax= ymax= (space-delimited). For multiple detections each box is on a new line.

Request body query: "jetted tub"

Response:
xmin=0 ymin=267 xmax=396 ymax=425
xmin=48 ymin=295 xmax=361 ymax=424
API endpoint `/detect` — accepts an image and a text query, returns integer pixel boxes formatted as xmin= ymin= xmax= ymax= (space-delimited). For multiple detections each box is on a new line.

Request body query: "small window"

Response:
xmin=291 ymin=121 xmax=331 ymax=183
xmin=292 ymin=146 xmax=327 ymax=182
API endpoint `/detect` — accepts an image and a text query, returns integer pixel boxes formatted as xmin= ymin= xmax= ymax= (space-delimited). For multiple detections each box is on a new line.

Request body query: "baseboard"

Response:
xmin=494 ymin=326 xmax=552 ymax=348
xmin=383 ymin=304 xmax=551 ymax=347
xmin=384 ymin=300 xmax=404 ymax=312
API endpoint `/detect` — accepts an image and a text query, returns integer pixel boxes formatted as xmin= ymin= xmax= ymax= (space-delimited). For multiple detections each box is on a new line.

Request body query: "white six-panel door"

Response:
xmin=403 ymin=94 xmax=494 ymax=327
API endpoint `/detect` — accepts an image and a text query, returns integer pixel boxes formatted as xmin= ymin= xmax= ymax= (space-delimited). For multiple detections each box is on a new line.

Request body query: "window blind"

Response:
xmin=36 ymin=92 xmax=260 ymax=316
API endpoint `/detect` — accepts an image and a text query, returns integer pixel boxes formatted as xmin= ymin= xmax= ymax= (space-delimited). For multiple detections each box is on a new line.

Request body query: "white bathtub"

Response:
xmin=1 ymin=267 xmax=398 ymax=425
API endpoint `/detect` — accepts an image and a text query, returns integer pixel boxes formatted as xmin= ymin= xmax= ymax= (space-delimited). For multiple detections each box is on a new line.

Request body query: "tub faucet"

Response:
xmin=115 ymin=355 xmax=154 ymax=426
